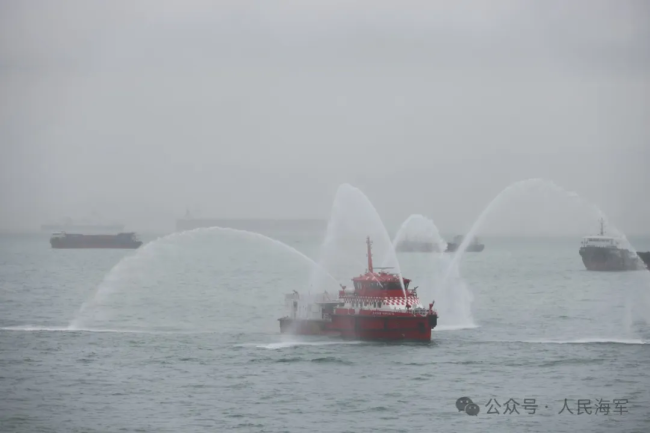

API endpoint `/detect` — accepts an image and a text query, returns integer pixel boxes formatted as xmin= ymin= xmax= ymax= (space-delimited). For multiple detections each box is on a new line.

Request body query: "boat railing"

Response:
xmin=581 ymin=236 xmax=621 ymax=248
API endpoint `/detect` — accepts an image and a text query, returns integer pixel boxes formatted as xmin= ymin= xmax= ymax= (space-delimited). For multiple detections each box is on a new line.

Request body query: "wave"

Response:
xmin=522 ymin=338 xmax=646 ymax=345
xmin=250 ymin=354 xmax=354 ymax=365
xmin=0 ymin=325 xmax=195 ymax=335
xmin=274 ymin=357 xmax=303 ymax=363
xmin=537 ymin=358 xmax=605 ymax=368
xmin=237 ymin=341 xmax=364 ymax=350
xmin=311 ymin=356 xmax=354 ymax=365
xmin=0 ymin=326 xmax=72 ymax=332
xmin=435 ymin=324 xmax=479 ymax=331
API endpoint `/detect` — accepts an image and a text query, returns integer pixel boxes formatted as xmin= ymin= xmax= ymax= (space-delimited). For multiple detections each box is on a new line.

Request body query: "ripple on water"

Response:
xmin=537 ymin=358 xmax=605 ymax=368
xmin=310 ymin=356 xmax=354 ymax=365
xmin=275 ymin=357 xmax=303 ymax=363
xmin=3 ymin=232 xmax=650 ymax=433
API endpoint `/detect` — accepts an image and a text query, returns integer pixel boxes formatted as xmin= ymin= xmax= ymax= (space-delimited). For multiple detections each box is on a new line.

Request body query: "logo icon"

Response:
xmin=456 ymin=397 xmax=480 ymax=416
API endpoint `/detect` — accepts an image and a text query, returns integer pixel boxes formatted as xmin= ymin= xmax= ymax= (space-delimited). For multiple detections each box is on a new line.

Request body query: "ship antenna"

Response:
xmin=599 ymin=217 xmax=604 ymax=236
xmin=366 ymin=236 xmax=374 ymax=273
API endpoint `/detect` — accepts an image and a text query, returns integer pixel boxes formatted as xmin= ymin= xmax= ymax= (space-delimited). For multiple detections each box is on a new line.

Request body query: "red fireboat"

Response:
xmin=278 ymin=236 xmax=438 ymax=341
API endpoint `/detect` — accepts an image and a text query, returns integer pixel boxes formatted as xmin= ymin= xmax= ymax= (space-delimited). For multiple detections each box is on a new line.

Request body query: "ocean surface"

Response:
xmin=1 ymin=230 xmax=650 ymax=432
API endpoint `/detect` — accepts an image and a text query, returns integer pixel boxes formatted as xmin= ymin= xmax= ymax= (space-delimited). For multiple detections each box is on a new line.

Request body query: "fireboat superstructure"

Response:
xmin=278 ymin=237 xmax=438 ymax=341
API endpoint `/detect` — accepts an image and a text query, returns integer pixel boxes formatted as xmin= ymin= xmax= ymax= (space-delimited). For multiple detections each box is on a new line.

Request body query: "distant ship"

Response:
xmin=395 ymin=238 xmax=443 ymax=253
xmin=445 ymin=235 xmax=485 ymax=253
xmin=579 ymin=219 xmax=646 ymax=271
xmin=396 ymin=235 xmax=484 ymax=253
xmin=175 ymin=209 xmax=326 ymax=232
xmin=638 ymin=252 xmax=650 ymax=266
xmin=50 ymin=232 xmax=142 ymax=249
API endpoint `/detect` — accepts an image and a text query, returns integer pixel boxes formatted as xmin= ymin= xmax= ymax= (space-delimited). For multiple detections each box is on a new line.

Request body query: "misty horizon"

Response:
xmin=2 ymin=1 xmax=649 ymax=236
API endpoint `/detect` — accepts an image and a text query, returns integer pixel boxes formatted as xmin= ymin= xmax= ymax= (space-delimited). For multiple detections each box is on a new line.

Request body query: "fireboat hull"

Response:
xmin=279 ymin=314 xmax=438 ymax=342
xmin=278 ymin=318 xmax=341 ymax=336
xmin=331 ymin=314 xmax=437 ymax=341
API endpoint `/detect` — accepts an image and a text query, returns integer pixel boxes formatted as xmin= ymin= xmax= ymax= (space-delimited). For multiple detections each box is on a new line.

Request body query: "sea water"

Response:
xmin=1 ymin=231 xmax=649 ymax=432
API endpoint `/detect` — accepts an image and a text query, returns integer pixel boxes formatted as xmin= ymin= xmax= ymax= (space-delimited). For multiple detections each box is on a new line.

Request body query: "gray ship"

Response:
xmin=579 ymin=219 xmax=646 ymax=271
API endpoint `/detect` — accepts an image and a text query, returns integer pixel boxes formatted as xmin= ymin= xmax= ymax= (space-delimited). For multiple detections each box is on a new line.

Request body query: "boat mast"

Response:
xmin=599 ymin=218 xmax=604 ymax=236
xmin=366 ymin=236 xmax=374 ymax=273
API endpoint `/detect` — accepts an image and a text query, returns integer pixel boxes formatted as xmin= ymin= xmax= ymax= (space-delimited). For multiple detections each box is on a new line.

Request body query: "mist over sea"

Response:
xmin=2 ymin=0 xmax=649 ymax=431
xmin=1 ymin=229 xmax=649 ymax=432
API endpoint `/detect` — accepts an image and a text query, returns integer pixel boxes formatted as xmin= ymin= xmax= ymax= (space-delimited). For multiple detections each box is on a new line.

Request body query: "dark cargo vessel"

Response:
xmin=395 ymin=238 xmax=441 ymax=253
xmin=50 ymin=232 xmax=142 ymax=249
xmin=638 ymin=252 xmax=650 ymax=268
xmin=396 ymin=235 xmax=484 ymax=253
xmin=444 ymin=235 xmax=485 ymax=253
xmin=579 ymin=219 xmax=646 ymax=271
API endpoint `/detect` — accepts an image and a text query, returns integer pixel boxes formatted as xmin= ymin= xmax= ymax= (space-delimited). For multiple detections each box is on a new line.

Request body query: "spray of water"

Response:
xmin=440 ymin=177 xmax=650 ymax=332
xmin=622 ymin=272 xmax=650 ymax=334
xmin=309 ymin=183 xmax=407 ymax=299
xmin=387 ymin=213 xmax=447 ymax=260
xmin=444 ymin=178 xmax=607 ymax=283
xmin=389 ymin=213 xmax=475 ymax=328
xmin=69 ymin=227 xmax=341 ymax=329
xmin=432 ymin=253 xmax=476 ymax=329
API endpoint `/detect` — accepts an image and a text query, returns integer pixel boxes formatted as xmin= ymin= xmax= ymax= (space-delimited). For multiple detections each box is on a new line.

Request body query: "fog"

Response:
xmin=1 ymin=0 xmax=649 ymax=235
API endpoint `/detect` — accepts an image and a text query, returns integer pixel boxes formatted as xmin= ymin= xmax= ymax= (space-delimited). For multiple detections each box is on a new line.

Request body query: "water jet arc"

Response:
xmin=443 ymin=178 xmax=616 ymax=283
xmin=68 ymin=226 xmax=342 ymax=330
xmin=311 ymin=183 xmax=408 ymax=300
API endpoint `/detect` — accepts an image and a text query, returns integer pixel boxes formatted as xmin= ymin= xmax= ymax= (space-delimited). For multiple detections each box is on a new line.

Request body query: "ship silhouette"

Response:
xmin=579 ymin=218 xmax=647 ymax=271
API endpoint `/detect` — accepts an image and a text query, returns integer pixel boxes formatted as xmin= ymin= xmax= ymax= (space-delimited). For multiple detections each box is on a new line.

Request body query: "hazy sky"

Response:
xmin=1 ymin=0 xmax=649 ymax=235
